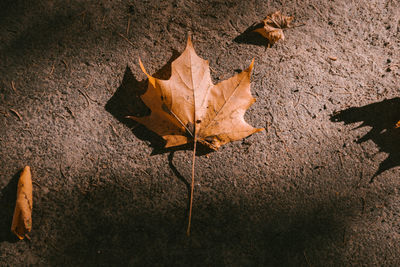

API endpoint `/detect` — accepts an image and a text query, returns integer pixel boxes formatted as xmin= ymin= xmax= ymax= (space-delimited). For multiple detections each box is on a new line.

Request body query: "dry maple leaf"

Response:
xmin=253 ymin=11 xmax=294 ymax=45
xmin=128 ymin=37 xmax=263 ymax=150
xmin=11 ymin=166 xmax=33 ymax=240
xmin=128 ymin=36 xmax=263 ymax=235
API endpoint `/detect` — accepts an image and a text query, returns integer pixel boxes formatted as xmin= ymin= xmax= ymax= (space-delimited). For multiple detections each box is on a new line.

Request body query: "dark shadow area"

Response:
xmin=331 ymin=97 xmax=400 ymax=181
xmin=263 ymin=205 xmax=342 ymax=265
xmin=233 ymin=22 xmax=269 ymax=47
xmin=0 ymin=0 xmax=24 ymax=26
xmin=105 ymin=51 xmax=214 ymax=156
xmin=0 ymin=1 xmax=125 ymax=88
xmin=0 ymin=170 xmax=22 ymax=242
xmin=0 ymin=4 xmax=88 ymax=57
xmin=37 ymin=177 xmax=356 ymax=266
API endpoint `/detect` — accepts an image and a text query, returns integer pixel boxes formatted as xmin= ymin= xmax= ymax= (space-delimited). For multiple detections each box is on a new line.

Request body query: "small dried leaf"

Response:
xmin=254 ymin=11 xmax=294 ymax=45
xmin=254 ymin=27 xmax=284 ymax=44
xmin=11 ymin=166 xmax=33 ymax=240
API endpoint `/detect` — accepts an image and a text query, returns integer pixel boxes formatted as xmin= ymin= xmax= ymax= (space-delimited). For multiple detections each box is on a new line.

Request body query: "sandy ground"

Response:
xmin=0 ymin=0 xmax=400 ymax=266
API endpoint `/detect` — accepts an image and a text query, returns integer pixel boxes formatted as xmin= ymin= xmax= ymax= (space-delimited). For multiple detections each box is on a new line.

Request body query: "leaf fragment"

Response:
xmin=11 ymin=166 xmax=33 ymax=240
xmin=254 ymin=11 xmax=294 ymax=45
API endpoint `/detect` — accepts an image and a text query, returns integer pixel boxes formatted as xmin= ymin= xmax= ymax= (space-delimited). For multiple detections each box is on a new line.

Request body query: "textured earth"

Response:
xmin=1 ymin=0 xmax=400 ymax=266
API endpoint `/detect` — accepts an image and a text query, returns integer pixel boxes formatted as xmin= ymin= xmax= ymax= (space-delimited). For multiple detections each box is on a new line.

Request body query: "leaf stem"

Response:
xmin=187 ymin=136 xmax=197 ymax=236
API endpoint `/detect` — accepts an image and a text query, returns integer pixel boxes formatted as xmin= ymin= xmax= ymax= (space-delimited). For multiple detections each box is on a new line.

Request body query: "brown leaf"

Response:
xmin=128 ymin=36 xmax=263 ymax=150
xmin=11 ymin=166 xmax=33 ymax=240
xmin=254 ymin=11 xmax=294 ymax=45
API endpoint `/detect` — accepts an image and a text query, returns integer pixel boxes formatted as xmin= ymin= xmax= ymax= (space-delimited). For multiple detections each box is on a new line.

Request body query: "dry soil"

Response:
xmin=1 ymin=0 xmax=400 ymax=266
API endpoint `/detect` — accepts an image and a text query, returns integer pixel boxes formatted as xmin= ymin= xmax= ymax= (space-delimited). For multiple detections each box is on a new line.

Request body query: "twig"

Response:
xmin=289 ymin=23 xmax=306 ymax=29
xmin=361 ymin=197 xmax=365 ymax=214
xmin=101 ymin=14 xmax=106 ymax=27
xmin=106 ymin=86 xmax=114 ymax=94
xmin=77 ymin=89 xmax=90 ymax=106
xmin=49 ymin=242 xmax=61 ymax=253
xmin=61 ymin=59 xmax=69 ymax=70
xmin=187 ymin=136 xmax=197 ymax=236
xmin=76 ymin=10 xmax=86 ymax=17
xmin=294 ymin=94 xmax=301 ymax=108
xmin=59 ymin=162 xmax=67 ymax=180
xmin=301 ymin=104 xmax=314 ymax=117
xmin=24 ymin=234 xmax=31 ymax=241
xmin=9 ymin=108 xmax=22 ymax=120
xmin=81 ymin=78 xmax=96 ymax=102
xmin=303 ymin=250 xmax=312 ymax=267
xmin=54 ymin=113 xmax=68 ymax=121
xmin=76 ymin=10 xmax=87 ymax=23
xmin=65 ymin=106 xmax=75 ymax=118
xmin=129 ymin=122 xmax=140 ymax=131
xmin=310 ymin=3 xmax=325 ymax=19
xmin=118 ymin=33 xmax=135 ymax=47
xmin=277 ymin=129 xmax=289 ymax=153
xmin=228 ymin=19 xmax=239 ymax=33
xmin=22 ymin=128 xmax=34 ymax=137
xmin=109 ymin=123 xmax=120 ymax=137
xmin=49 ymin=63 xmax=55 ymax=75
xmin=116 ymin=177 xmax=130 ymax=191
xmin=209 ymin=65 xmax=217 ymax=73
xmin=79 ymin=88 xmax=96 ymax=103
xmin=93 ymin=158 xmax=101 ymax=186
xmin=11 ymin=81 xmax=17 ymax=92
xmin=305 ymin=91 xmax=321 ymax=99
xmin=342 ymin=227 xmax=346 ymax=244
xmin=336 ymin=91 xmax=353 ymax=95
xmin=137 ymin=168 xmax=150 ymax=177
xmin=338 ymin=153 xmax=344 ymax=168
xmin=126 ymin=18 xmax=131 ymax=36
xmin=84 ymin=77 xmax=94 ymax=89
xmin=268 ymin=111 xmax=275 ymax=125
xmin=32 ymin=180 xmax=41 ymax=188
xmin=85 ymin=91 xmax=96 ymax=102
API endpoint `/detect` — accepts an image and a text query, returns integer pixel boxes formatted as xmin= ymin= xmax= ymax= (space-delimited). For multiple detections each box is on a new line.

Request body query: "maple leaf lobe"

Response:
xmin=128 ymin=37 xmax=263 ymax=150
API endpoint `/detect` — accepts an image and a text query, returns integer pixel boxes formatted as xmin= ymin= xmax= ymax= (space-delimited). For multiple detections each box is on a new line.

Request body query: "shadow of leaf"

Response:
xmin=105 ymin=65 xmax=164 ymax=153
xmin=233 ymin=22 xmax=270 ymax=47
xmin=0 ymin=169 xmax=22 ymax=242
xmin=330 ymin=97 xmax=400 ymax=181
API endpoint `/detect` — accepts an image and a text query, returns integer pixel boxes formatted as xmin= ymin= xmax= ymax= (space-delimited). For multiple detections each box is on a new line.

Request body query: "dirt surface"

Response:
xmin=1 ymin=0 xmax=400 ymax=266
